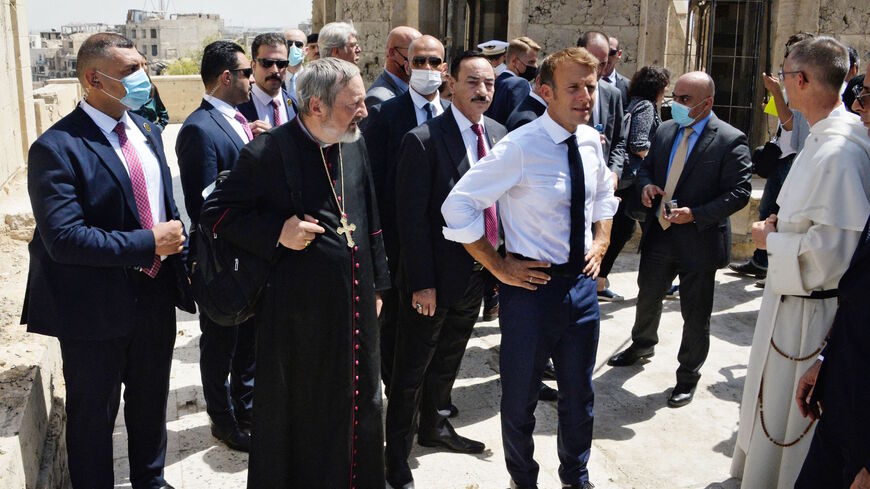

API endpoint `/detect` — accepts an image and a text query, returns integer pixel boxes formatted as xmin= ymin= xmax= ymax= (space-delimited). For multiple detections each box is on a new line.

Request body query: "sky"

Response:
xmin=26 ymin=0 xmax=314 ymax=32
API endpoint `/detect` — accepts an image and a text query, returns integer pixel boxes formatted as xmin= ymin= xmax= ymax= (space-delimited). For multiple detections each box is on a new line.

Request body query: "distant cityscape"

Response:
xmin=30 ymin=8 xmax=312 ymax=83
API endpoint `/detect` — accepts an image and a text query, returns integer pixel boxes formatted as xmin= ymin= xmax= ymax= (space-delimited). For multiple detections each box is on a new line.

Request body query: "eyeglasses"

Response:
xmin=393 ymin=47 xmax=409 ymax=64
xmin=852 ymin=83 xmax=870 ymax=109
xmin=256 ymin=58 xmax=289 ymax=69
xmin=777 ymin=69 xmax=805 ymax=83
xmin=229 ymin=67 xmax=253 ymax=77
xmin=286 ymin=40 xmax=304 ymax=48
xmin=608 ymin=48 xmax=619 ymax=57
xmin=411 ymin=56 xmax=443 ymax=69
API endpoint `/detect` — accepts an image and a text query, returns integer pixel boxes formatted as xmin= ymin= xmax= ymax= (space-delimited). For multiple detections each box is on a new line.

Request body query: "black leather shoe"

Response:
xmin=667 ymin=383 xmax=696 ymax=408
xmin=563 ymin=482 xmax=595 ymax=489
xmin=728 ymin=259 xmax=767 ymax=278
xmin=542 ymin=359 xmax=557 ymax=380
xmin=607 ymin=346 xmax=654 ymax=367
xmin=211 ymin=423 xmax=251 ymax=452
xmin=483 ymin=303 xmax=499 ymax=321
xmin=236 ymin=411 xmax=253 ymax=433
xmin=538 ymin=383 xmax=558 ymax=402
xmin=417 ymin=420 xmax=485 ymax=453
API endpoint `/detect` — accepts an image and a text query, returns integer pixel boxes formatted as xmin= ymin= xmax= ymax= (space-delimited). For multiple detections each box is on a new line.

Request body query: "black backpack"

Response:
xmin=188 ymin=129 xmax=304 ymax=326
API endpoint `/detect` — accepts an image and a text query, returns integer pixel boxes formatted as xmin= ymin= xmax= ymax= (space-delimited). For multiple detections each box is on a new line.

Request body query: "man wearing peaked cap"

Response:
xmin=479 ymin=39 xmax=509 ymax=77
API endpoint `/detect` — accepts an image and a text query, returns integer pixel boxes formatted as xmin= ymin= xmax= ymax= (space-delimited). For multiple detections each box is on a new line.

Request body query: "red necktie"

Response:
xmin=234 ymin=110 xmax=254 ymax=142
xmin=471 ymin=123 xmax=499 ymax=248
xmin=113 ymin=122 xmax=161 ymax=278
xmin=270 ymin=99 xmax=281 ymax=126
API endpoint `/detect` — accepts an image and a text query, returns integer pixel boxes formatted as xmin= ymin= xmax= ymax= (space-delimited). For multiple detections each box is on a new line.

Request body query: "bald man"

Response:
xmin=608 ymin=71 xmax=752 ymax=408
xmin=365 ymin=26 xmax=422 ymax=110
xmin=283 ymin=28 xmax=307 ymax=102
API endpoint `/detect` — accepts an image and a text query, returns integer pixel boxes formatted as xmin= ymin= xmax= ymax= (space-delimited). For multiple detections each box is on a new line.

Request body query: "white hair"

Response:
xmin=318 ymin=22 xmax=357 ymax=57
xmin=297 ymin=57 xmax=361 ymax=115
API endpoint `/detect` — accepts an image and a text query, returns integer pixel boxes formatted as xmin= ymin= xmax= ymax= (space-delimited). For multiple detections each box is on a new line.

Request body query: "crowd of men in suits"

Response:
xmin=18 ymin=17 xmax=870 ymax=489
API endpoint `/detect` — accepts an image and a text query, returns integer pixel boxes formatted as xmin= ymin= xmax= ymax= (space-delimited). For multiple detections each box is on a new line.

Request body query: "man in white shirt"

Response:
xmin=238 ymin=32 xmax=297 ymax=135
xmin=441 ymin=47 xmax=618 ymax=489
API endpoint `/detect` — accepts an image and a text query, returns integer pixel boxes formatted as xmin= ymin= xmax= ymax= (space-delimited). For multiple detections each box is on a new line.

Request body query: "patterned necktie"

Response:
xmin=270 ymin=99 xmax=281 ymax=126
xmin=234 ymin=110 xmax=254 ymax=142
xmin=471 ymin=123 xmax=499 ymax=248
xmin=113 ymin=122 xmax=161 ymax=278
xmin=564 ymin=134 xmax=586 ymax=273
xmin=658 ymin=126 xmax=694 ymax=230
xmin=424 ymin=103 xmax=433 ymax=121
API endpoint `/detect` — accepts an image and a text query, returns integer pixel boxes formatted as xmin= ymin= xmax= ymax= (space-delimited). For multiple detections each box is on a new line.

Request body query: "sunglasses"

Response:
xmin=852 ymin=84 xmax=870 ymax=109
xmin=286 ymin=40 xmax=304 ymax=48
xmin=256 ymin=58 xmax=289 ymax=69
xmin=608 ymin=48 xmax=619 ymax=56
xmin=230 ymin=67 xmax=253 ymax=77
xmin=411 ymin=56 xmax=443 ymax=69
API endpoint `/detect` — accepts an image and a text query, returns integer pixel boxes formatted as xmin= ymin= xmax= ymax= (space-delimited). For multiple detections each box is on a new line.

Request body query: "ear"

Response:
xmin=540 ymin=82 xmax=554 ymax=103
xmin=447 ymin=75 xmax=456 ymax=93
xmin=309 ymin=96 xmax=324 ymax=117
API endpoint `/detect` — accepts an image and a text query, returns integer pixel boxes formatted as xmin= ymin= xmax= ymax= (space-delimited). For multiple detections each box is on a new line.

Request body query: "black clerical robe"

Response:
xmin=201 ymin=118 xmax=390 ymax=488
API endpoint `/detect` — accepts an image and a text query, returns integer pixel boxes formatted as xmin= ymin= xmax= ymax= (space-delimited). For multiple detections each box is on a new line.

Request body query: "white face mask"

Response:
xmin=409 ymin=69 xmax=443 ymax=96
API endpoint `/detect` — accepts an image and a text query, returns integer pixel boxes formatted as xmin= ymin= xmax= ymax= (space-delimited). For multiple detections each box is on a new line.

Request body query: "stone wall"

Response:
xmin=0 ymin=0 xmax=37 ymax=188
xmin=152 ymin=75 xmax=204 ymax=124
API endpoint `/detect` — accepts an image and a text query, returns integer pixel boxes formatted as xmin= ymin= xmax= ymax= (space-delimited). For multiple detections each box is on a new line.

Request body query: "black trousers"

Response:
xmin=199 ymin=314 xmax=256 ymax=429
xmin=630 ymin=225 xmax=716 ymax=385
xmin=599 ymin=190 xmax=637 ymax=278
xmin=379 ymin=286 xmax=399 ymax=396
xmin=795 ymin=414 xmax=869 ymax=489
xmin=59 ymin=269 xmax=176 ymax=489
xmin=384 ymin=270 xmax=485 ymax=485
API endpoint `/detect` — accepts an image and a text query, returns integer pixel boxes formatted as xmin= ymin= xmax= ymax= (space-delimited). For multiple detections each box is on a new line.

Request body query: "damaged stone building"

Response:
xmin=312 ymin=0 xmax=870 ymax=144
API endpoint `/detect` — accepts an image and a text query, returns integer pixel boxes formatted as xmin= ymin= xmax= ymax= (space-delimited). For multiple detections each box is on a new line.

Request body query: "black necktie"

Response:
xmin=564 ymin=134 xmax=586 ymax=273
xmin=424 ymin=103 xmax=433 ymax=120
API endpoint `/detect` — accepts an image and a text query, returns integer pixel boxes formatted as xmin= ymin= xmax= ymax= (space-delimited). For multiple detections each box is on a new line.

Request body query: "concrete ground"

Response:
xmin=104 ymin=125 xmax=760 ymax=489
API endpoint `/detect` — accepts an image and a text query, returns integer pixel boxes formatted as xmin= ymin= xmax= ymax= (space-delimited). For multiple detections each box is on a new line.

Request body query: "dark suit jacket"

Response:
xmin=608 ymin=71 xmax=630 ymax=108
xmin=237 ymin=87 xmax=297 ymax=126
xmin=361 ymin=91 xmax=450 ymax=271
xmin=635 ymin=114 xmax=752 ymax=271
xmin=589 ymin=81 xmax=627 ymax=179
xmin=176 ymin=99 xmax=247 ymax=224
xmin=365 ymin=70 xmax=406 ymax=111
xmin=813 ymin=215 xmax=870 ymax=465
xmin=395 ymin=108 xmax=507 ymax=307
xmin=485 ymin=71 xmax=531 ymax=125
xmin=22 ymin=106 xmax=194 ymax=340
xmin=505 ymin=93 xmax=546 ymax=131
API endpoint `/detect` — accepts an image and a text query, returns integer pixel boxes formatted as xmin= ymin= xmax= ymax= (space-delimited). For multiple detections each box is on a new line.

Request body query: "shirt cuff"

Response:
xmin=442 ymin=213 xmax=485 ymax=244
xmin=592 ymin=194 xmax=620 ymax=222
xmin=766 ymin=232 xmax=810 ymax=296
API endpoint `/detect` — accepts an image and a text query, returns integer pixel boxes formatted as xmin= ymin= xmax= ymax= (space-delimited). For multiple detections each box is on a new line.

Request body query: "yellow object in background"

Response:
xmin=764 ymin=94 xmax=778 ymax=117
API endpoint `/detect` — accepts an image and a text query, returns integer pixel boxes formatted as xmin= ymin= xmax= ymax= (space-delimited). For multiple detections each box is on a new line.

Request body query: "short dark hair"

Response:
xmin=201 ymin=40 xmax=245 ymax=87
xmin=576 ymin=31 xmax=608 ymax=48
xmin=628 ymin=65 xmax=671 ymax=102
xmin=307 ymin=32 xmax=319 ymax=44
xmin=251 ymin=32 xmax=286 ymax=59
xmin=848 ymin=45 xmax=859 ymax=70
xmin=843 ymin=74 xmax=865 ymax=114
xmin=76 ymin=32 xmax=135 ymax=80
xmin=450 ymin=50 xmax=488 ymax=79
xmin=784 ymin=32 xmax=814 ymax=58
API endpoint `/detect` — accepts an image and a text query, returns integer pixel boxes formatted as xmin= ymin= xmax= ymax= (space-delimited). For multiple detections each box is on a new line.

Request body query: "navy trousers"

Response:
xmin=499 ymin=273 xmax=599 ymax=486
xmin=199 ymin=314 xmax=256 ymax=430
xmin=59 ymin=270 xmax=176 ymax=489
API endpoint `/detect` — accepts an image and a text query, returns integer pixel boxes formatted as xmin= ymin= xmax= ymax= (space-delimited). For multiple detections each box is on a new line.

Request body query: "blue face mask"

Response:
xmin=99 ymin=69 xmax=152 ymax=110
xmin=670 ymin=98 xmax=707 ymax=127
xmin=288 ymin=45 xmax=305 ymax=67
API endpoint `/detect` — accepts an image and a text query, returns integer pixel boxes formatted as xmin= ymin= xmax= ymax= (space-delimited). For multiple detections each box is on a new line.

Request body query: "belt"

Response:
xmin=782 ymin=289 xmax=838 ymax=301
xmin=511 ymin=253 xmax=580 ymax=278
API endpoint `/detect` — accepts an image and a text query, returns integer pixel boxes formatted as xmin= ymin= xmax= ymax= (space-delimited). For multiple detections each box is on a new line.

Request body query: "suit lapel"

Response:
xmin=675 ymin=116 xmax=718 ymax=192
xmin=204 ymin=101 xmax=246 ymax=150
xmin=75 ymin=107 xmax=142 ymax=223
xmin=439 ymin=109 xmax=471 ymax=180
xmin=483 ymin=117 xmax=503 ymax=148
xmin=399 ymin=93 xmax=417 ymax=131
xmin=656 ymin=123 xmax=680 ymax=185
xmin=130 ymin=113 xmax=175 ymax=218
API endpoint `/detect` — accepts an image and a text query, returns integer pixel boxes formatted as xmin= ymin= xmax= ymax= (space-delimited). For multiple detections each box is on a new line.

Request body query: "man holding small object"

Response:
xmin=607 ymin=71 xmax=752 ymax=409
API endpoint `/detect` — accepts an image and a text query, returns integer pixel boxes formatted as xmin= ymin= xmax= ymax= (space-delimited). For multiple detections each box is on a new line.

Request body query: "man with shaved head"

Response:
xmin=283 ymin=28 xmax=307 ymax=102
xmin=365 ymin=25 xmax=422 ymax=110
xmin=732 ymin=36 xmax=870 ymax=489
xmin=608 ymin=71 xmax=752 ymax=409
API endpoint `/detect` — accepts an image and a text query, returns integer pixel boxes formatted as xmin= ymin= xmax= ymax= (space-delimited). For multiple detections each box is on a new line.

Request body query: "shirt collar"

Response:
xmin=539 ymin=110 xmax=574 ymax=144
xmin=385 ymin=69 xmax=409 ymax=93
xmin=494 ymin=63 xmax=507 ymax=77
xmin=451 ymin=104 xmax=483 ymax=133
xmin=251 ymin=83 xmax=282 ymax=107
xmin=409 ymin=87 xmax=441 ymax=110
xmin=202 ymin=94 xmax=238 ymax=119
xmin=686 ymin=111 xmax=713 ymax=135
xmin=80 ymin=99 xmax=130 ymax=135
xmin=529 ymin=91 xmax=547 ymax=107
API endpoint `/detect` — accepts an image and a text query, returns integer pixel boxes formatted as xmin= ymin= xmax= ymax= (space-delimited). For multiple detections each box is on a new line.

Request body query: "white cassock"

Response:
xmin=731 ymin=107 xmax=870 ymax=488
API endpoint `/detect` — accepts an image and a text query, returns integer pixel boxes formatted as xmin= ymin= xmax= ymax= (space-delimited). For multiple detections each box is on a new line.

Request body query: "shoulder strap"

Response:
xmin=268 ymin=126 xmax=305 ymax=220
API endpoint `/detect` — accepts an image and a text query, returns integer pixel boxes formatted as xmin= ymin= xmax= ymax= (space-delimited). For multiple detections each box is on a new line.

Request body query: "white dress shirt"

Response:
xmin=441 ymin=110 xmax=618 ymax=263
xmin=451 ymin=104 xmax=491 ymax=166
xmin=203 ymin=94 xmax=250 ymax=145
xmin=409 ymin=88 xmax=445 ymax=126
xmin=80 ymin=100 xmax=167 ymax=225
xmin=251 ymin=83 xmax=294 ymax=126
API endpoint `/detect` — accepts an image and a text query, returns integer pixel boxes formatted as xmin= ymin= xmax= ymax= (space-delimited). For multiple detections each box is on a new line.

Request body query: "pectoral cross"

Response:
xmin=337 ymin=214 xmax=356 ymax=248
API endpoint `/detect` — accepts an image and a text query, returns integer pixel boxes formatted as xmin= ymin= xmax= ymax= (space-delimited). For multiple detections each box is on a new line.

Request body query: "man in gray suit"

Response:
xmin=365 ymin=26 xmax=421 ymax=111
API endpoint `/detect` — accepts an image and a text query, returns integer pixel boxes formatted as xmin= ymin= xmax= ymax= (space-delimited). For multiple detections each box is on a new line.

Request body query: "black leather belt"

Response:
xmin=511 ymin=253 xmax=579 ymax=278
xmin=782 ymin=289 xmax=838 ymax=300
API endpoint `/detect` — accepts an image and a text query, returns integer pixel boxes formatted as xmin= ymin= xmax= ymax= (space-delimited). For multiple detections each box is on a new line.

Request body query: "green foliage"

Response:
xmin=163 ymin=34 xmax=223 ymax=75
